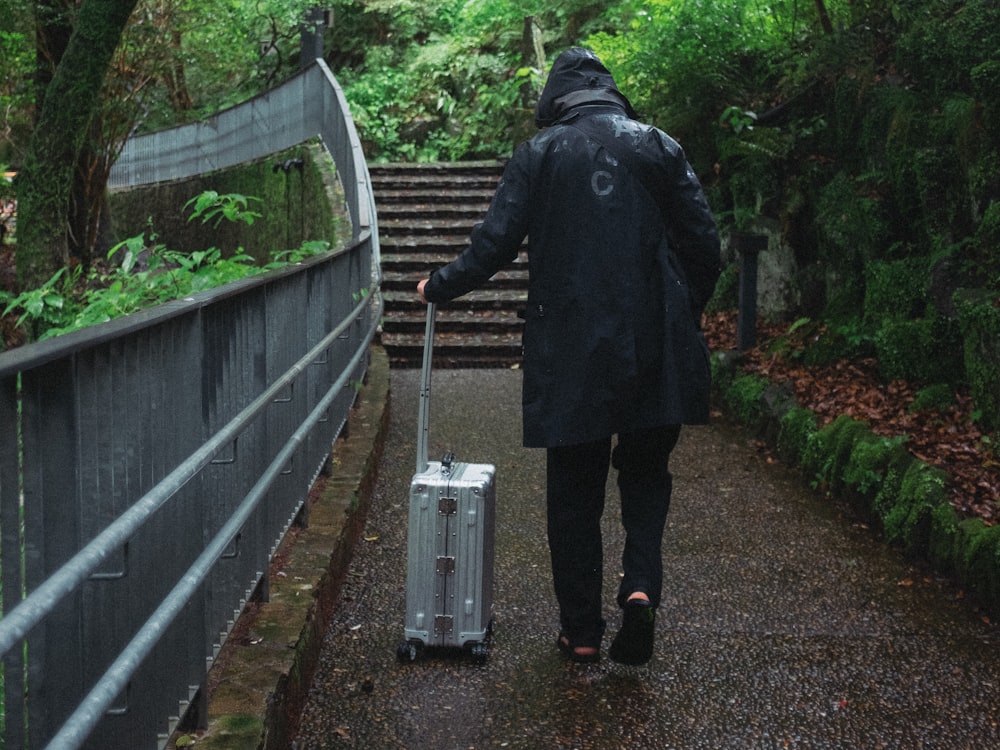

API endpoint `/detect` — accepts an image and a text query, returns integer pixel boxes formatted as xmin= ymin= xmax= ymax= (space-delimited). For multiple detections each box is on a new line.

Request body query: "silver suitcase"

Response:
xmin=397 ymin=304 xmax=496 ymax=662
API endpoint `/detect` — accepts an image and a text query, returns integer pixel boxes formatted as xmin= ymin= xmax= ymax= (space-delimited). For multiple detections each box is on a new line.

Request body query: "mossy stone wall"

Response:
xmin=955 ymin=289 xmax=1000 ymax=433
xmin=712 ymin=352 xmax=1000 ymax=619
xmin=108 ymin=141 xmax=348 ymax=264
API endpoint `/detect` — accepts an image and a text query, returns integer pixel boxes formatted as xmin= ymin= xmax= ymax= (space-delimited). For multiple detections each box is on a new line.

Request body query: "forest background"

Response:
xmin=0 ymin=0 xmax=998 ymax=528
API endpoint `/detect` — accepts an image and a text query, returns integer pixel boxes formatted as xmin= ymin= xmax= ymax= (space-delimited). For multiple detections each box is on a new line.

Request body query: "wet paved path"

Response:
xmin=295 ymin=368 xmax=1000 ymax=749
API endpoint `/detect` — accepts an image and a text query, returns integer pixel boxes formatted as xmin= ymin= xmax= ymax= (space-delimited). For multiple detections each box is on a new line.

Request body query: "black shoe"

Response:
xmin=608 ymin=599 xmax=655 ymax=665
xmin=557 ymin=633 xmax=601 ymax=664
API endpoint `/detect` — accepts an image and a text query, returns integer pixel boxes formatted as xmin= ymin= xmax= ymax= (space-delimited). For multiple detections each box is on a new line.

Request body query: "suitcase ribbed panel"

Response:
xmin=404 ymin=460 xmax=495 ymax=650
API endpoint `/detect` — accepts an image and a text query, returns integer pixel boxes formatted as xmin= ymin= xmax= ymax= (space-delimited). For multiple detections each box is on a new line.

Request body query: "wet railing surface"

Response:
xmin=0 ymin=60 xmax=379 ymax=750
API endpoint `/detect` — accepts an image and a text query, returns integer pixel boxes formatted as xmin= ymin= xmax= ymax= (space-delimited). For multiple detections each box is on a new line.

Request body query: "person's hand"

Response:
xmin=417 ymin=279 xmax=429 ymax=304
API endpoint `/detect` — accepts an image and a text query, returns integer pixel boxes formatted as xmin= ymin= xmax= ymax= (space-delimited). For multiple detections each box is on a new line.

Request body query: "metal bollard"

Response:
xmin=732 ymin=232 xmax=768 ymax=350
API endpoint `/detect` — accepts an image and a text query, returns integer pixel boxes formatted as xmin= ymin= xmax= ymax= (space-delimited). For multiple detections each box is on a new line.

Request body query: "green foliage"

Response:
xmin=6 ymin=0 xmax=997 ymax=397
xmin=928 ymin=500 xmax=1000 ymax=615
xmin=184 ymin=191 xmax=262 ymax=228
xmin=108 ymin=143 xmax=345 ymax=266
xmin=802 ymin=415 xmax=872 ymax=495
xmin=0 ymin=22 xmax=34 ymax=164
xmin=816 ymin=172 xmax=890 ymax=268
xmin=955 ymin=289 xmax=1000 ymax=432
xmin=799 ymin=320 xmax=877 ymax=365
xmin=723 ymin=373 xmax=767 ymax=426
xmin=326 ymin=0 xmax=616 ymax=162
xmin=0 ymin=266 xmax=78 ymax=335
xmin=954 ymin=519 xmax=1000 ymax=614
xmin=895 ymin=0 xmax=1000 ymax=99
xmin=844 ymin=432 xmax=910 ymax=498
xmin=705 ymin=263 xmax=739 ymax=315
xmin=872 ymin=444 xmax=917 ymax=517
xmin=134 ymin=0 xmax=324 ymax=131
xmin=929 ymin=502 xmax=962 ymax=573
xmin=1 ymin=192 xmax=330 ymax=343
xmin=881 ymin=460 xmax=947 ymax=553
xmin=776 ymin=406 xmax=818 ymax=466
xmin=873 ymin=315 xmax=963 ymax=385
xmin=909 ymin=383 xmax=955 ymax=413
xmin=966 ymin=200 xmax=1000 ymax=289
xmin=864 ymin=258 xmax=927 ymax=324
xmin=341 ymin=38 xmax=533 ymax=162
xmin=587 ymin=0 xmax=752 ymax=171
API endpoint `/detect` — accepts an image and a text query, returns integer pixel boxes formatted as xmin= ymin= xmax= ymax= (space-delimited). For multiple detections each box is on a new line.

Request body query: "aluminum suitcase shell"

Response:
xmin=404 ymin=458 xmax=495 ymax=651
xmin=399 ymin=304 xmax=496 ymax=661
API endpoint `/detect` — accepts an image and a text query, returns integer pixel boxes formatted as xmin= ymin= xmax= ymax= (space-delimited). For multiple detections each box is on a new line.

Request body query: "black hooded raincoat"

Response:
xmin=422 ymin=48 xmax=722 ymax=448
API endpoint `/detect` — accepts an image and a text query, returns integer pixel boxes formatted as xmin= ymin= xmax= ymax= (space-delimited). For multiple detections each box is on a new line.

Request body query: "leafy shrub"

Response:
xmin=799 ymin=320 xmax=877 ymax=365
xmin=955 ymin=289 xmax=1000 ymax=432
xmin=909 ymin=383 xmax=954 ymax=413
xmin=776 ymin=406 xmax=818 ymax=466
xmin=802 ymin=415 xmax=872 ymax=495
xmin=724 ymin=373 xmax=768 ymax=426
xmin=955 ymin=519 xmax=1000 ymax=614
xmin=1 ymin=192 xmax=330 ymax=343
xmin=872 ymin=445 xmax=917 ymax=518
xmin=873 ymin=316 xmax=963 ymax=385
xmin=895 ymin=0 xmax=1000 ymax=100
xmin=816 ymin=172 xmax=890 ymax=268
xmin=705 ymin=263 xmax=739 ymax=315
xmin=864 ymin=258 xmax=927 ymax=324
xmin=881 ymin=460 xmax=947 ymax=554
xmin=967 ymin=200 xmax=1000 ymax=288
xmin=929 ymin=502 xmax=962 ymax=573
xmin=844 ymin=432 xmax=910 ymax=499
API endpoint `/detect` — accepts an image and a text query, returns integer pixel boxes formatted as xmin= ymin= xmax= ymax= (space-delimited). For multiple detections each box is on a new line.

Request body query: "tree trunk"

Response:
xmin=34 ymin=1 xmax=76 ymax=114
xmin=520 ymin=16 xmax=545 ymax=109
xmin=814 ymin=0 xmax=834 ymax=35
xmin=15 ymin=0 xmax=138 ymax=289
xmin=165 ymin=28 xmax=194 ymax=112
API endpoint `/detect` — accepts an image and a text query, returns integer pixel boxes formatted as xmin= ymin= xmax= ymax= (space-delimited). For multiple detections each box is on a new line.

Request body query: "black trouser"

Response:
xmin=545 ymin=424 xmax=681 ymax=646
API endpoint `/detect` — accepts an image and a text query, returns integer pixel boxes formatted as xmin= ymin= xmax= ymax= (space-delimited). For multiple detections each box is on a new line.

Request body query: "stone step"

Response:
xmin=377 ymin=203 xmax=489 ymax=221
xmin=381 ymin=288 xmax=528 ymax=311
xmin=378 ymin=330 xmax=522 ymax=369
xmin=379 ymin=218 xmax=484 ymax=237
xmin=379 ymin=242 xmax=528 ymax=263
xmin=373 ymin=188 xmax=496 ymax=205
xmin=370 ymin=160 xmax=503 ymax=181
xmin=372 ymin=161 xmax=524 ymax=368
xmin=382 ymin=253 xmax=528 ymax=274
xmin=382 ymin=270 xmax=528 ymax=294
xmin=386 ymin=308 xmax=523 ymax=335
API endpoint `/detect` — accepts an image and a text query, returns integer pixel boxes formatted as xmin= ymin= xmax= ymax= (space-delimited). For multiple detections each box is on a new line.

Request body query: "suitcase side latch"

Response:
xmin=434 ymin=615 xmax=454 ymax=635
xmin=436 ymin=556 xmax=455 ymax=575
xmin=438 ymin=496 xmax=457 ymax=515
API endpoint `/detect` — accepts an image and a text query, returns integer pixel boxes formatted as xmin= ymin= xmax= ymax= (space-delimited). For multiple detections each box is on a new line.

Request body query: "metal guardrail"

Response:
xmin=0 ymin=61 xmax=380 ymax=749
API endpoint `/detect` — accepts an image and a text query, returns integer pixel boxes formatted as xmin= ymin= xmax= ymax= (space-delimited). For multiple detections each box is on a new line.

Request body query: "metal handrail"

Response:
xmin=45 ymin=291 xmax=377 ymax=750
xmin=0 ymin=59 xmax=380 ymax=750
xmin=0 ymin=274 xmax=373 ymax=658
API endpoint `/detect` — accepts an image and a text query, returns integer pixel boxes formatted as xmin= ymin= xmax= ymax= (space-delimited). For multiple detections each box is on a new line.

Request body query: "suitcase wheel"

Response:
xmin=397 ymin=640 xmax=422 ymax=662
xmin=470 ymin=642 xmax=489 ymax=663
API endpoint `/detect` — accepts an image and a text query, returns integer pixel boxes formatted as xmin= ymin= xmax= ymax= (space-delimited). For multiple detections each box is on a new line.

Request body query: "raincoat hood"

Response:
xmin=534 ymin=47 xmax=638 ymax=128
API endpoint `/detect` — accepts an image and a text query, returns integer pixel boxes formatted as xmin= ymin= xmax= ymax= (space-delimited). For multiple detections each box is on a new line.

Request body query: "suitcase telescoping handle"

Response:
xmin=416 ymin=302 xmax=436 ymax=474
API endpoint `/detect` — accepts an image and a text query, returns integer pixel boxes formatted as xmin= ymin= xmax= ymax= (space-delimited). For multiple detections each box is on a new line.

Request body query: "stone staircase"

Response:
xmin=372 ymin=162 xmax=528 ymax=368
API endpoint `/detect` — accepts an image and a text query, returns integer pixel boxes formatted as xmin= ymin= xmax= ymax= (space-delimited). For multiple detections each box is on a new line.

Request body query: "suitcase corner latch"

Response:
xmin=436 ymin=556 xmax=455 ymax=575
xmin=434 ymin=615 xmax=454 ymax=635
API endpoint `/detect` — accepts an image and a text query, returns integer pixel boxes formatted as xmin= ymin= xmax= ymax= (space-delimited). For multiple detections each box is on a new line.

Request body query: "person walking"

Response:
xmin=417 ymin=47 xmax=721 ymax=665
